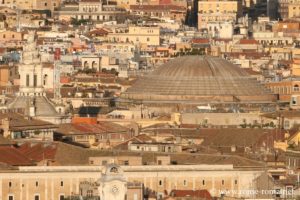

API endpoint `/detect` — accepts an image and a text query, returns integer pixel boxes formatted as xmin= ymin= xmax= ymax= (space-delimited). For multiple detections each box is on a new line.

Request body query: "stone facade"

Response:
xmin=7 ymin=32 xmax=69 ymax=124
xmin=0 ymin=164 xmax=265 ymax=200
xmin=197 ymin=0 xmax=242 ymax=30
xmin=54 ymin=0 xmax=126 ymax=22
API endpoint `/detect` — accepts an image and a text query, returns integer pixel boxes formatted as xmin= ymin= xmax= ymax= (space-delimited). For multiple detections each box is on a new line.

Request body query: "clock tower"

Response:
xmin=98 ymin=164 xmax=127 ymax=200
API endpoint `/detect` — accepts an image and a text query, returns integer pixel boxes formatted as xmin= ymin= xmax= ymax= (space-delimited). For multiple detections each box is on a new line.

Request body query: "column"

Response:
xmin=212 ymin=177 xmax=215 ymax=196
xmin=51 ymin=178 xmax=54 ymax=200
xmin=45 ymin=178 xmax=48 ymax=200
xmin=0 ymin=178 xmax=2 ymax=200
xmin=70 ymin=178 xmax=73 ymax=196
xmin=26 ymin=179 xmax=29 ymax=200
xmin=20 ymin=178 xmax=23 ymax=200
xmin=193 ymin=177 xmax=195 ymax=190
xmin=76 ymin=178 xmax=79 ymax=194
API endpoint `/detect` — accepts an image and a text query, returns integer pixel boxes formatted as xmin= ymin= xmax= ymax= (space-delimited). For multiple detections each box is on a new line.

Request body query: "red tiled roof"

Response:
xmin=170 ymin=189 xmax=212 ymax=199
xmin=159 ymin=0 xmax=171 ymax=5
xmin=191 ymin=38 xmax=210 ymax=44
xmin=0 ymin=146 xmax=33 ymax=166
xmin=60 ymin=76 xmax=71 ymax=84
xmin=56 ymin=122 xmax=129 ymax=135
xmin=0 ymin=48 xmax=6 ymax=54
xmin=130 ymin=5 xmax=186 ymax=11
xmin=88 ymin=28 xmax=110 ymax=37
xmin=17 ymin=143 xmax=57 ymax=162
xmin=239 ymin=39 xmax=259 ymax=45
xmin=224 ymin=52 xmax=270 ymax=59
xmin=80 ymin=0 xmax=100 ymax=2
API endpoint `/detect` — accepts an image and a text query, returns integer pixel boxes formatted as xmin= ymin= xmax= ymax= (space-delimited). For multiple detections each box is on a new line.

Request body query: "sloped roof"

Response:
xmin=55 ymin=122 xmax=129 ymax=135
xmin=191 ymin=38 xmax=210 ymax=44
xmin=0 ymin=146 xmax=33 ymax=166
xmin=170 ymin=189 xmax=212 ymax=199
xmin=114 ymin=134 xmax=156 ymax=150
xmin=17 ymin=143 xmax=57 ymax=162
xmin=53 ymin=141 xmax=264 ymax=167
xmin=143 ymin=128 xmax=284 ymax=148
xmin=238 ymin=39 xmax=259 ymax=45
xmin=0 ymin=113 xmax=56 ymax=131
xmin=9 ymin=96 xmax=59 ymax=117
xmin=130 ymin=5 xmax=186 ymax=11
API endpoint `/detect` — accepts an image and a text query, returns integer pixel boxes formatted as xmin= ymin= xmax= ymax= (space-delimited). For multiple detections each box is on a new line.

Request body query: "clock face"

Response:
xmin=111 ymin=185 xmax=119 ymax=194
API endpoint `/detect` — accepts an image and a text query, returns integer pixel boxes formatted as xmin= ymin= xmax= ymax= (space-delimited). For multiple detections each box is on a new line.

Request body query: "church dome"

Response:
xmin=9 ymin=96 xmax=59 ymax=117
xmin=121 ymin=56 xmax=276 ymax=103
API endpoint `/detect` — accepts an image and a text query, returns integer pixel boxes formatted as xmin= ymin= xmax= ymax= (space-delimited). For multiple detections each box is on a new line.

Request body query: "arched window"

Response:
xmin=92 ymin=61 xmax=97 ymax=69
xmin=294 ymin=84 xmax=299 ymax=92
xmin=110 ymin=167 xmax=118 ymax=173
xmin=159 ymin=180 xmax=163 ymax=186
xmin=84 ymin=61 xmax=89 ymax=68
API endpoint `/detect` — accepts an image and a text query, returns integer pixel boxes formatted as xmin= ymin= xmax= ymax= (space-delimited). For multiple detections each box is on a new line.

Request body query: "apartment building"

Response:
xmin=198 ymin=0 xmax=242 ymax=29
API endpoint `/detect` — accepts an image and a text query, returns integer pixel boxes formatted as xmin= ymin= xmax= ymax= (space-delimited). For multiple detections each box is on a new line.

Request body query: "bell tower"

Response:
xmin=98 ymin=164 xmax=127 ymax=200
xmin=18 ymin=31 xmax=44 ymax=97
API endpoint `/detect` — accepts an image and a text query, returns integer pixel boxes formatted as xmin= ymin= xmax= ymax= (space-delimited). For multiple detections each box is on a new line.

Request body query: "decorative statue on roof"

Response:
xmin=22 ymin=31 xmax=41 ymax=65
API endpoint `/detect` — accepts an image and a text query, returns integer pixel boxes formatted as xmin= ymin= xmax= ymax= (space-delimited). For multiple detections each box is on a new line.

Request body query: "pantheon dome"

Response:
xmin=121 ymin=56 xmax=276 ymax=104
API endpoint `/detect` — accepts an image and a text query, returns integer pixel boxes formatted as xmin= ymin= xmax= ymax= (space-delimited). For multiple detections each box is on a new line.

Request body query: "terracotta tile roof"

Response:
xmin=130 ymin=5 xmax=186 ymax=11
xmin=238 ymin=39 xmax=259 ymax=45
xmin=169 ymin=189 xmax=212 ymax=199
xmin=0 ymin=146 xmax=33 ymax=166
xmin=171 ymin=153 xmax=264 ymax=167
xmin=224 ymin=52 xmax=270 ymax=59
xmin=144 ymin=128 xmax=285 ymax=148
xmin=159 ymin=0 xmax=171 ymax=4
xmin=17 ymin=143 xmax=57 ymax=162
xmin=0 ymin=113 xmax=57 ymax=131
xmin=0 ymin=47 xmax=6 ymax=54
xmin=87 ymin=28 xmax=110 ymax=37
xmin=74 ymin=76 xmax=116 ymax=83
xmin=61 ymin=76 xmax=71 ymax=84
xmin=60 ymin=87 xmax=76 ymax=98
xmin=80 ymin=0 xmax=101 ymax=2
xmin=191 ymin=38 xmax=210 ymax=44
xmin=55 ymin=122 xmax=129 ymax=135
xmin=52 ymin=141 xmax=264 ymax=167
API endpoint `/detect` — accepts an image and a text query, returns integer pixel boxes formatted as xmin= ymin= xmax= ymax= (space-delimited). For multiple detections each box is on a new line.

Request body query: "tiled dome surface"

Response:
xmin=121 ymin=56 xmax=276 ymax=103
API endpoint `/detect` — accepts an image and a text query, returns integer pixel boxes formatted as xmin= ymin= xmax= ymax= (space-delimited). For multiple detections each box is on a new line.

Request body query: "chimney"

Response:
xmin=231 ymin=145 xmax=237 ymax=152
xmin=1 ymin=117 xmax=10 ymax=138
